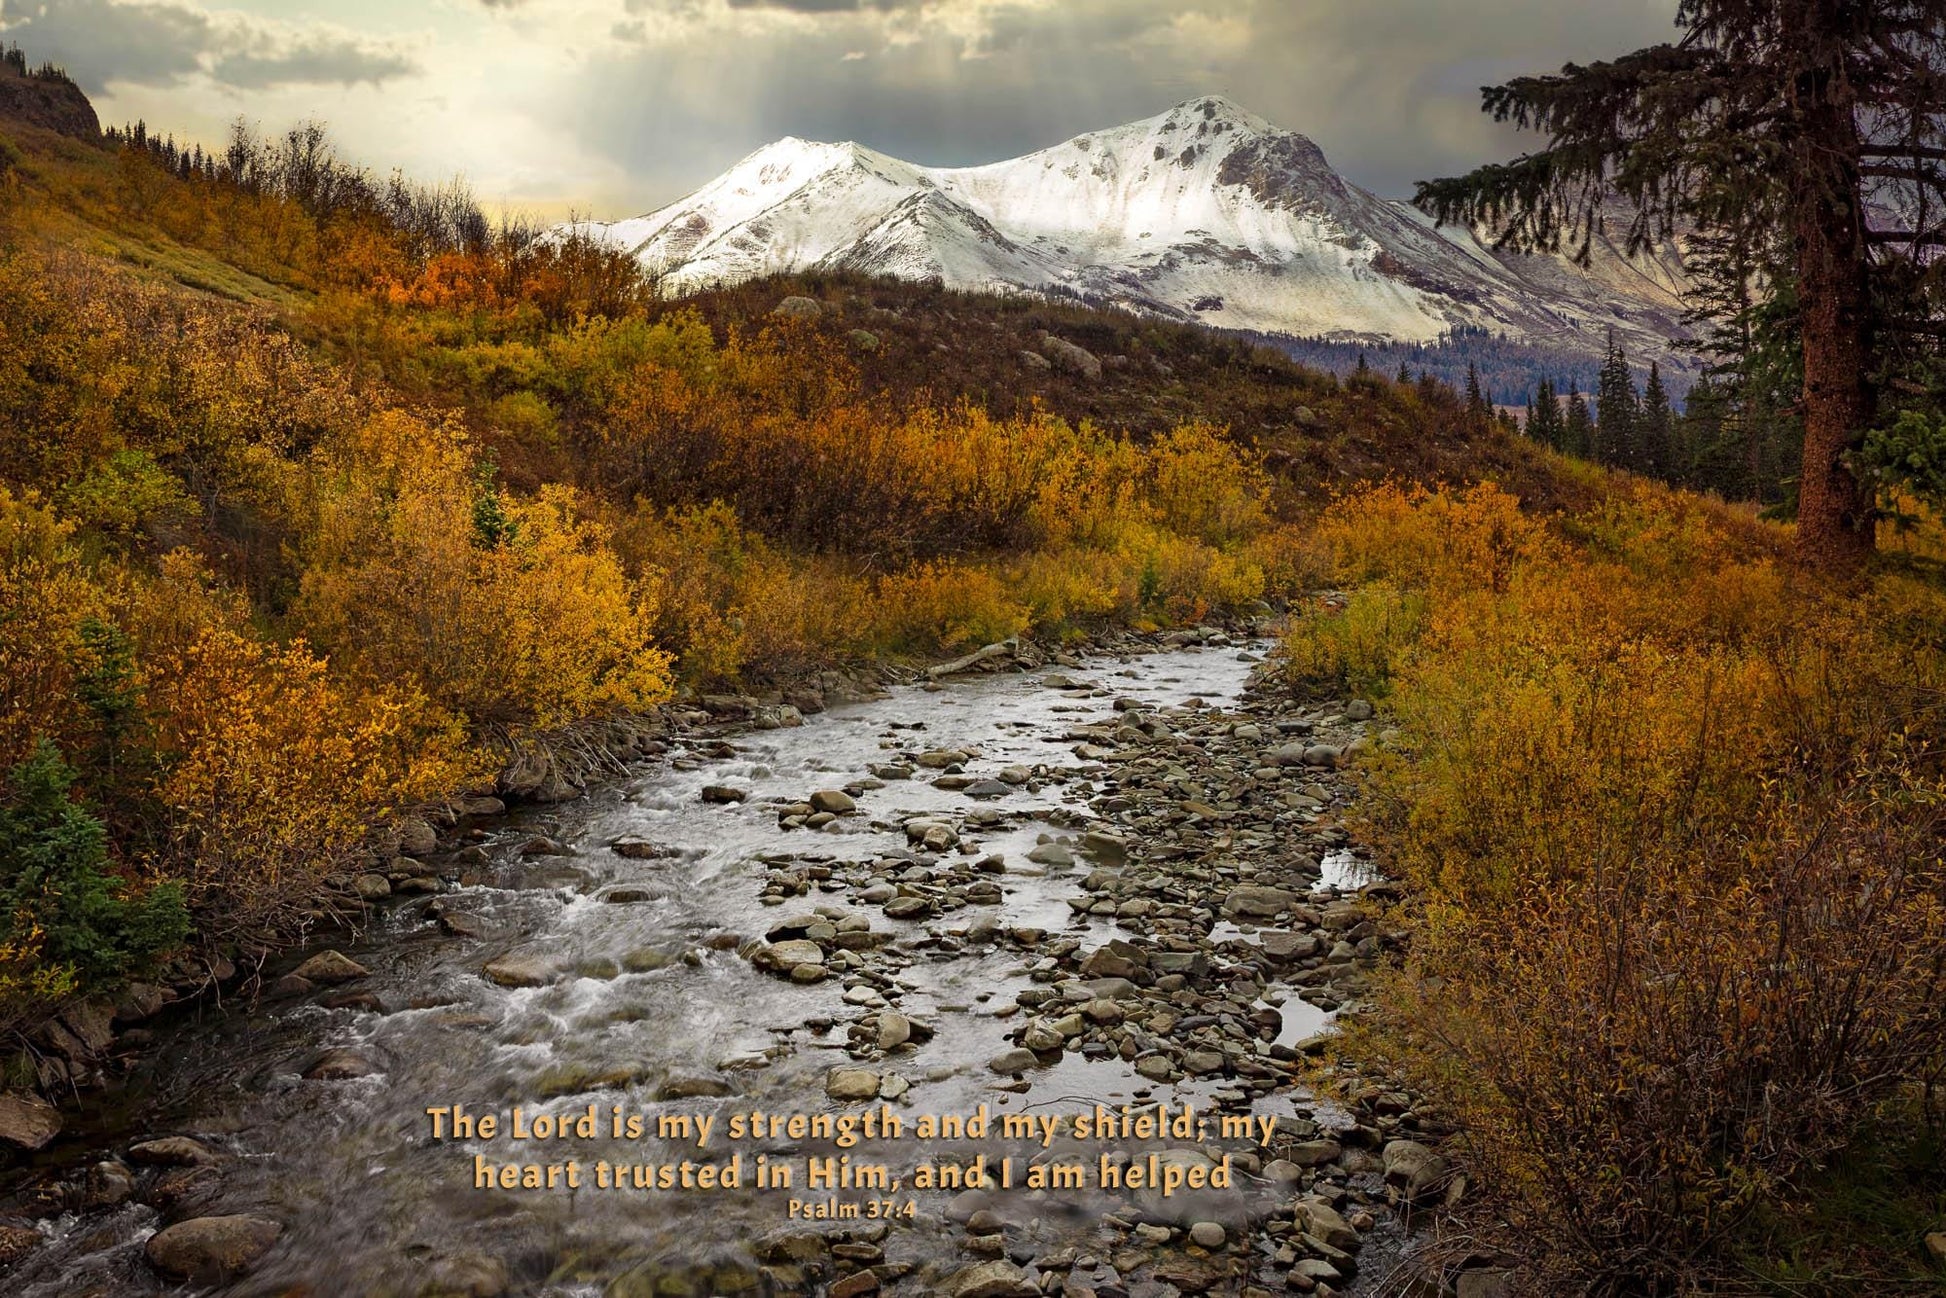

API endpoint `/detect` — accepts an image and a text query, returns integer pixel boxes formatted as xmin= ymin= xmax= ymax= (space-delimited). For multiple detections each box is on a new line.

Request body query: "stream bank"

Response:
xmin=0 ymin=624 xmax=1473 ymax=1297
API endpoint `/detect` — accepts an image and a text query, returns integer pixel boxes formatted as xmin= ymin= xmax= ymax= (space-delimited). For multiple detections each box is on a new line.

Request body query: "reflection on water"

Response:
xmin=7 ymin=642 xmax=1364 ymax=1295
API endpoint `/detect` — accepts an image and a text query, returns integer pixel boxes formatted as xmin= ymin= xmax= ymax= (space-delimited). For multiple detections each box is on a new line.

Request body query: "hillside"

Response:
xmin=0 ymin=76 xmax=1586 ymax=1032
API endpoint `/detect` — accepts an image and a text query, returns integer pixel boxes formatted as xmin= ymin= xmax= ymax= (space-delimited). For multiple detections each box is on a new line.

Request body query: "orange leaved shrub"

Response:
xmin=1292 ymin=481 xmax=1946 ymax=1293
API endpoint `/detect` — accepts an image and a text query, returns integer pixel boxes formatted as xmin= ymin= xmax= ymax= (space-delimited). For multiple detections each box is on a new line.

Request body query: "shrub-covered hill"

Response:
xmin=0 ymin=89 xmax=1596 ymax=1036
xmin=607 ymin=271 xmax=1581 ymax=514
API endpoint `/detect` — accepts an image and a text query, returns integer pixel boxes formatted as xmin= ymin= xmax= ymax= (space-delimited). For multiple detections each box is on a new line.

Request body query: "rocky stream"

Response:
xmin=0 ymin=627 xmax=1477 ymax=1298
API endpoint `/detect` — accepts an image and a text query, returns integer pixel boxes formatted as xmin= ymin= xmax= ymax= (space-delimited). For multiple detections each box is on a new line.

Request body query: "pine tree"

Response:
xmin=1640 ymin=363 xmax=1674 ymax=480
xmin=1465 ymin=363 xmax=1491 ymax=423
xmin=1530 ymin=378 xmax=1563 ymax=449
xmin=1413 ymin=2 xmax=1946 ymax=569
xmin=0 ymin=743 xmax=188 ymax=989
xmin=1595 ymin=331 xmax=1640 ymax=469
xmin=1564 ymin=381 xmax=1594 ymax=459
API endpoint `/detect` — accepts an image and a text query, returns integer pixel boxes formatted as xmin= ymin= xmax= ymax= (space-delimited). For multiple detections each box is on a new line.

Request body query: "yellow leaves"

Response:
xmin=142 ymin=622 xmax=479 ymax=930
xmin=1322 ymin=482 xmax=1946 ymax=1284
xmin=1143 ymin=422 xmax=1272 ymax=548
xmin=292 ymin=412 xmax=672 ymax=730
xmin=0 ymin=487 xmax=109 ymax=769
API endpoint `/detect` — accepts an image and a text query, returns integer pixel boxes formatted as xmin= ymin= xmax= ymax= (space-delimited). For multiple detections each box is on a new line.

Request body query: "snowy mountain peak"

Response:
xmin=574 ymin=98 xmax=1692 ymax=371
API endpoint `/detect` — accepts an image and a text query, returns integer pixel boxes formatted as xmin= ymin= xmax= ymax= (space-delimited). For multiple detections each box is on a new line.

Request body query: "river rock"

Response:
xmin=809 ymin=789 xmax=856 ymax=814
xmin=1189 ymin=1221 xmax=1227 ymax=1249
xmin=611 ymin=837 xmax=673 ymax=860
xmin=1294 ymin=1197 xmax=1360 ymax=1252
xmin=0 ymin=1090 xmax=60 ymax=1151
xmin=1286 ymin=1139 xmax=1342 ymax=1168
xmin=353 ymin=873 xmax=392 ymax=900
xmin=1345 ymin=699 xmax=1375 ymax=721
xmin=773 ymin=295 xmax=823 ymax=319
xmin=1260 ymin=930 xmax=1320 ymax=961
xmin=988 ymin=1047 xmax=1041 ymax=1074
xmin=826 ymin=1067 xmax=881 ymax=1100
xmin=304 ymin=1048 xmax=379 ymax=1080
xmin=84 ymin=1159 xmax=135 ymax=1207
xmin=397 ymin=817 xmax=439 ymax=857
xmin=292 ymin=950 xmax=369 ymax=984
xmin=1080 ymin=944 xmax=1144 ymax=979
xmin=130 ymin=1135 xmax=219 ymax=1166
xmin=759 ymin=940 xmax=825 ymax=973
xmin=482 ymin=955 xmax=556 ymax=987
xmin=701 ymin=785 xmax=748 ymax=804
xmin=114 ymin=982 xmax=168 ymax=1024
xmin=1026 ymin=842 xmax=1073 ymax=867
xmin=876 ymin=1012 xmax=913 ymax=1051
xmin=145 ymin=1214 xmax=282 ymax=1282
xmin=657 ymin=1076 xmax=733 ymax=1100
xmin=1382 ymin=1138 xmax=1450 ymax=1201
xmin=1223 ymin=885 xmax=1296 ymax=919
xmin=1020 ymin=1019 xmax=1065 ymax=1053
xmin=940 ymin=1258 xmax=1036 ymax=1298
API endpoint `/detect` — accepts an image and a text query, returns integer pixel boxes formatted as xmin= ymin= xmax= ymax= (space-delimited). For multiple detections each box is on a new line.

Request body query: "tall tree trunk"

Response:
xmin=1789 ymin=24 xmax=1876 ymax=572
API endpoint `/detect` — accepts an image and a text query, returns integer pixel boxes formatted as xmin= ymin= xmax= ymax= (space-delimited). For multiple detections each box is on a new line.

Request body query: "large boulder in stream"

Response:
xmin=0 ymin=1090 xmax=61 ymax=1152
xmin=145 ymin=1214 xmax=282 ymax=1282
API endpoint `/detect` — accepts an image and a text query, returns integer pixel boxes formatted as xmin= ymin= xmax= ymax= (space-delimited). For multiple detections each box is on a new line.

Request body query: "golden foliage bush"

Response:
xmin=292 ymin=410 xmax=673 ymax=728
xmin=135 ymin=558 xmax=478 ymax=935
xmin=1296 ymin=482 xmax=1946 ymax=1292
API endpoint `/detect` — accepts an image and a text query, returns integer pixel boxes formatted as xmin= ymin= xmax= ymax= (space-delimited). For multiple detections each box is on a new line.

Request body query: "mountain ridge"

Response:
xmin=575 ymin=96 xmax=1695 ymax=377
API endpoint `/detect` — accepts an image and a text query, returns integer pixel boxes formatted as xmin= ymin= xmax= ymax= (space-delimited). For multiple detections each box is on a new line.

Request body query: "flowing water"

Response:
xmin=8 ymin=640 xmax=1352 ymax=1295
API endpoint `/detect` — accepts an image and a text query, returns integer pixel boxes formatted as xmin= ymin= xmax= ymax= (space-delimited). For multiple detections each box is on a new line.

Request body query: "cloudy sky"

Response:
xmin=0 ymin=0 xmax=1680 ymax=218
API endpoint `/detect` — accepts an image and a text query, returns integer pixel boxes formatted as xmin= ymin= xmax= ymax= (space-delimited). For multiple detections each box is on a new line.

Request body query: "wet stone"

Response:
xmin=826 ymin=1067 xmax=881 ymax=1101
xmin=145 ymin=1214 xmax=282 ymax=1283
xmin=303 ymin=1048 xmax=379 ymax=1081
xmin=482 ymin=955 xmax=556 ymax=988
xmin=291 ymin=949 xmax=369 ymax=984
xmin=129 ymin=1135 xmax=219 ymax=1166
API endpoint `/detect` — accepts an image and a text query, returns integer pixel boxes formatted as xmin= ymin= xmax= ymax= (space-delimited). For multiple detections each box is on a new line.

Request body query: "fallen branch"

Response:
xmin=927 ymin=638 xmax=1020 ymax=680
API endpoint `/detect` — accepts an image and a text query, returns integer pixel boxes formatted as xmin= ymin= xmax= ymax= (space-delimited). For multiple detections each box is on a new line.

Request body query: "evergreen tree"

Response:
xmin=1564 ymin=381 xmax=1594 ymax=459
xmin=1414 ymin=1 xmax=1946 ymax=569
xmin=1640 ymin=363 xmax=1674 ymax=480
xmin=1595 ymin=331 xmax=1640 ymax=469
xmin=0 ymin=743 xmax=187 ymax=990
xmin=1465 ymin=362 xmax=1491 ymax=423
xmin=1530 ymin=378 xmax=1563 ymax=449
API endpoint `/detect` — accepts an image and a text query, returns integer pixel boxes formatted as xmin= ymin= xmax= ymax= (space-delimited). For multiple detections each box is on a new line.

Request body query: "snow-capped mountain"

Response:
xmin=576 ymin=97 xmax=1692 ymax=371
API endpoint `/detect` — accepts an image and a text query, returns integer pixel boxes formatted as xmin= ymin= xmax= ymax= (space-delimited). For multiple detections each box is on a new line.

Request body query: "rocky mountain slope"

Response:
xmin=576 ymin=97 xmax=1694 ymax=376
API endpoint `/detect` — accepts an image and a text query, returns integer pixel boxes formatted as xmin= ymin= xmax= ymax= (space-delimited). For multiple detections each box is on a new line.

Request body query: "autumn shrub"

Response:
xmin=1303 ymin=481 xmax=1946 ymax=1293
xmin=865 ymin=561 xmax=1031 ymax=655
xmin=292 ymin=410 xmax=673 ymax=729
xmin=1279 ymin=585 xmax=1428 ymax=699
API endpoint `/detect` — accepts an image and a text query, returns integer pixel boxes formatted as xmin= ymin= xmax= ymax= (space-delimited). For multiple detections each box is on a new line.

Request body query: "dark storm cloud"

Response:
xmin=0 ymin=0 xmax=418 ymax=94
